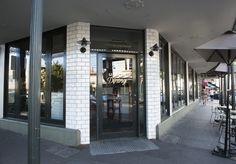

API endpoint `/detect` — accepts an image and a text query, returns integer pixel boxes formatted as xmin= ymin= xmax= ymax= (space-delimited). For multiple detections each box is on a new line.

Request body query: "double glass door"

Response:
xmin=93 ymin=53 xmax=138 ymax=139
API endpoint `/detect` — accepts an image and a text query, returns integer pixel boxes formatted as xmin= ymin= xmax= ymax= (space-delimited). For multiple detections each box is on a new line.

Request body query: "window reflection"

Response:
xmin=138 ymin=54 xmax=145 ymax=135
xmin=101 ymin=57 xmax=134 ymax=132
xmin=8 ymin=47 xmax=19 ymax=114
xmin=90 ymin=53 xmax=97 ymax=139
xmin=159 ymin=36 xmax=169 ymax=121
xmin=50 ymin=52 xmax=64 ymax=120
xmin=172 ymin=50 xmax=186 ymax=111
xmin=5 ymin=27 xmax=66 ymax=125
xmin=189 ymin=66 xmax=194 ymax=102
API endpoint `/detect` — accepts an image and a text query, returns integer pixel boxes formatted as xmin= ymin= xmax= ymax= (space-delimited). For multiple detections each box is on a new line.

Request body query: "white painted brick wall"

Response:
xmin=66 ymin=22 xmax=90 ymax=144
xmin=186 ymin=62 xmax=189 ymax=105
xmin=0 ymin=45 xmax=5 ymax=118
xmin=167 ymin=43 xmax=173 ymax=116
xmin=145 ymin=29 xmax=161 ymax=139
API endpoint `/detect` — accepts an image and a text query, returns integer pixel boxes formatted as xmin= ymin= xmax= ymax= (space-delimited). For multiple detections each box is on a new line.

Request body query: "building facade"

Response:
xmin=0 ymin=22 xmax=199 ymax=145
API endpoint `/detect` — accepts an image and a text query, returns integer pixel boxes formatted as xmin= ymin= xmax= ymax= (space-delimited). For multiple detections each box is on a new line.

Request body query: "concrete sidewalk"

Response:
xmin=0 ymin=101 xmax=235 ymax=164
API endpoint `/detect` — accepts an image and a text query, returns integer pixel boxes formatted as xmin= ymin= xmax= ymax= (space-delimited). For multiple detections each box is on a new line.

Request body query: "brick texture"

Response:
xmin=145 ymin=29 xmax=161 ymax=139
xmin=66 ymin=22 xmax=90 ymax=144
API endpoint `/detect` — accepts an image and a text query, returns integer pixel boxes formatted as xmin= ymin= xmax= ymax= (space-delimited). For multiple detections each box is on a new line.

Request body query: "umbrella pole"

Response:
xmin=224 ymin=76 xmax=227 ymax=105
xmin=230 ymin=63 xmax=235 ymax=155
xmin=224 ymin=64 xmax=230 ymax=157
xmin=220 ymin=75 xmax=223 ymax=106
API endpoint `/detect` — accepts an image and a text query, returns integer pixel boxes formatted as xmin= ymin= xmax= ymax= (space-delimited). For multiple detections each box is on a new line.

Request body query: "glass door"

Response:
xmin=97 ymin=54 xmax=137 ymax=138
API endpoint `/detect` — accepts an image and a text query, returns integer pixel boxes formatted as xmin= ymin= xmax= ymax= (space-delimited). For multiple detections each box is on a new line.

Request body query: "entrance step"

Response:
xmin=90 ymin=138 xmax=159 ymax=156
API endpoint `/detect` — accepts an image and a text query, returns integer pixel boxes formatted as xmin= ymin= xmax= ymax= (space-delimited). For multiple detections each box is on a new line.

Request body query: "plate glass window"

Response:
xmin=5 ymin=27 xmax=66 ymax=125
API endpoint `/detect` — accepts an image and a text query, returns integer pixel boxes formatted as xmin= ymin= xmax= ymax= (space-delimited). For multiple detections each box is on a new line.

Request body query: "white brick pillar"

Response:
xmin=186 ymin=62 xmax=189 ymax=105
xmin=66 ymin=22 xmax=90 ymax=144
xmin=0 ymin=45 xmax=5 ymax=118
xmin=193 ymin=71 xmax=196 ymax=101
xmin=167 ymin=43 xmax=173 ymax=116
xmin=145 ymin=29 xmax=161 ymax=139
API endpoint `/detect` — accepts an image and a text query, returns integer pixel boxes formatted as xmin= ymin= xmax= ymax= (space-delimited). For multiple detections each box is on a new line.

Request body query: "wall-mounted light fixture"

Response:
xmin=77 ymin=37 xmax=91 ymax=53
xmin=149 ymin=43 xmax=162 ymax=56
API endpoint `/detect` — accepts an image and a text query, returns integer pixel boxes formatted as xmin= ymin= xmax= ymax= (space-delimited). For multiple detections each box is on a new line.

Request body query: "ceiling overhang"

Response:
xmin=1 ymin=0 xmax=236 ymax=73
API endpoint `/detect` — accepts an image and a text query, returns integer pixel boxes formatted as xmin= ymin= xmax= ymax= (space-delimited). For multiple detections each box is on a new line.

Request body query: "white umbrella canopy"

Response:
xmin=215 ymin=63 xmax=236 ymax=72
xmin=195 ymin=31 xmax=236 ymax=63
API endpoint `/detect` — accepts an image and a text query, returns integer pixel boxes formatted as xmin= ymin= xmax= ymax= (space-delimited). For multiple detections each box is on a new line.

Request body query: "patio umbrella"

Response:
xmin=212 ymin=63 xmax=235 ymax=106
xmin=195 ymin=30 xmax=236 ymax=63
xmin=215 ymin=63 xmax=236 ymax=73
xmin=195 ymin=30 xmax=236 ymax=158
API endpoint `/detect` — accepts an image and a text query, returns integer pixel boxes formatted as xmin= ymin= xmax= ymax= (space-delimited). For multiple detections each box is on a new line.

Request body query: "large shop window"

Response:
xmin=4 ymin=27 xmax=66 ymax=126
xmin=171 ymin=49 xmax=186 ymax=111
xmin=159 ymin=35 xmax=169 ymax=121
xmin=188 ymin=66 xmax=194 ymax=102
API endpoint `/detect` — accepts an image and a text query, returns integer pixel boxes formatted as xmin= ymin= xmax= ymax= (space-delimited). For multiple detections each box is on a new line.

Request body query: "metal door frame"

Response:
xmin=96 ymin=53 xmax=138 ymax=139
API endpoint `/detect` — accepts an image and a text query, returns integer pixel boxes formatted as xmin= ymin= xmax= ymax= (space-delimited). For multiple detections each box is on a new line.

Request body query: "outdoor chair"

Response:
xmin=210 ymin=106 xmax=224 ymax=127
xmin=218 ymin=116 xmax=236 ymax=146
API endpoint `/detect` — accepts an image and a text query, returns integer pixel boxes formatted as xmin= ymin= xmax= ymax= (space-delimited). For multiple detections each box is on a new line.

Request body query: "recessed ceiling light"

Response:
xmin=124 ymin=0 xmax=144 ymax=9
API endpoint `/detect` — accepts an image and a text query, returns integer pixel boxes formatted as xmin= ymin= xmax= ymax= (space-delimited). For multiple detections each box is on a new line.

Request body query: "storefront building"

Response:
xmin=0 ymin=22 xmax=199 ymax=145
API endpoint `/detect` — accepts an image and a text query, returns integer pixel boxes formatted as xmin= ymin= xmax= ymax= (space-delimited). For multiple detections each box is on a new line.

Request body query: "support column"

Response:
xmin=185 ymin=62 xmax=189 ymax=106
xmin=66 ymin=22 xmax=90 ymax=144
xmin=145 ymin=29 xmax=161 ymax=139
xmin=196 ymin=73 xmax=199 ymax=99
xmin=220 ymin=75 xmax=223 ymax=106
xmin=224 ymin=75 xmax=227 ymax=105
xmin=193 ymin=71 xmax=196 ymax=101
xmin=167 ymin=43 xmax=173 ymax=116
xmin=28 ymin=0 xmax=43 ymax=163
xmin=0 ymin=45 xmax=5 ymax=118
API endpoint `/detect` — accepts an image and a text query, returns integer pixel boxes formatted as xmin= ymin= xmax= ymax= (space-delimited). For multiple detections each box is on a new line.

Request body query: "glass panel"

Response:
xmin=50 ymin=52 xmax=64 ymax=120
xmin=138 ymin=54 xmax=145 ymax=135
xmin=5 ymin=27 xmax=66 ymax=125
xmin=172 ymin=53 xmax=177 ymax=110
xmin=172 ymin=52 xmax=186 ymax=111
xmin=90 ymin=53 xmax=97 ymax=139
xmin=102 ymin=56 xmax=135 ymax=133
xmin=189 ymin=67 xmax=193 ymax=102
xmin=19 ymin=50 xmax=30 ymax=117
xmin=160 ymin=47 xmax=168 ymax=120
xmin=40 ymin=53 xmax=47 ymax=119
xmin=8 ymin=47 xmax=20 ymax=115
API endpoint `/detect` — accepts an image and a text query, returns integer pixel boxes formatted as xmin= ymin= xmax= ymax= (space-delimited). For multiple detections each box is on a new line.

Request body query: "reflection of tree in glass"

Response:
xmin=51 ymin=61 xmax=63 ymax=92
xmin=90 ymin=82 xmax=96 ymax=95
xmin=41 ymin=67 xmax=46 ymax=91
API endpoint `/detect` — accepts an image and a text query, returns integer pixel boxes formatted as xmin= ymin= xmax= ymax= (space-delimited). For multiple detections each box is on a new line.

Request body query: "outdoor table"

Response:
xmin=220 ymin=105 xmax=232 ymax=109
xmin=231 ymin=115 xmax=236 ymax=120
xmin=230 ymin=110 xmax=236 ymax=115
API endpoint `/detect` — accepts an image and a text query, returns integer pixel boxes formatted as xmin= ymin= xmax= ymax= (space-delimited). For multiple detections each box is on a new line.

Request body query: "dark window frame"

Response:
xmin=171 ymin=48 xmax=186 ymax=111
xmin=159 ymin=35 xmax=170 ymax=121
xmin=4 ymin=26 xmax=66 ymax=127
xmin=89 ymin=25 xmax=146 ymax=139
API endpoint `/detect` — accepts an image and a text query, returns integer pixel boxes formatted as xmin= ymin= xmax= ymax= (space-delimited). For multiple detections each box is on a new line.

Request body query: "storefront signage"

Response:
xmin=106 ymin=73 xmax=127 ymax=85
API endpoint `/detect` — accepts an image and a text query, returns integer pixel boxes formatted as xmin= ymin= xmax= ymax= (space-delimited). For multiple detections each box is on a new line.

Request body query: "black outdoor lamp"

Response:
xmin=149 ymin=43 xmax=162 ymax=56
xmin=77 ymin=37 xmax=91 ymax=53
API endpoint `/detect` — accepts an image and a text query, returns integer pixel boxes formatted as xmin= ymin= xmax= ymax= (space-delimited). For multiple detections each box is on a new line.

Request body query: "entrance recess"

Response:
xmin=97 ymin=54 xmax=137 ymax=139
